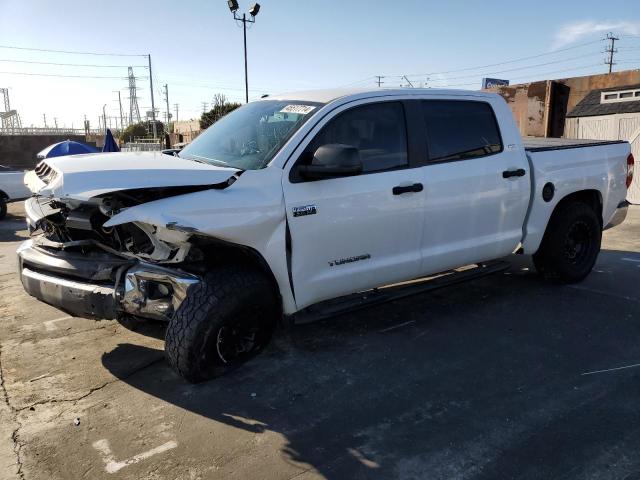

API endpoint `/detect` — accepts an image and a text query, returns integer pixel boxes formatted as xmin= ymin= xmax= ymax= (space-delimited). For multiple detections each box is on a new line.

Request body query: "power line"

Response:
xmin=387 ymin=39 xmax=604 ymax=78
xmin=428 ymin=63 xmax=607 ymax=88
xmin=0 ymin=58 xmax=147 ymax=68
xmin=404 ymin=52 xmax=602 ymax=82
xmin=0 ymin=70 xmax=147 ymax=79
xmin=0 ymin=44 xmax=146 ymax=57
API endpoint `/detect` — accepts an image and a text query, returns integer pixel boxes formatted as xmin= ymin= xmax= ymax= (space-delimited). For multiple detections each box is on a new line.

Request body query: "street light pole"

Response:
xmin=243 ymin=13 xmax=248 ymax=104
xmin=229 ymin=2 xmax=261 ymax=104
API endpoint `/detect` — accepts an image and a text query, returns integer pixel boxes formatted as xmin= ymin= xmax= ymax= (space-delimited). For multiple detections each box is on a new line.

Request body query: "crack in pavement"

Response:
xmin=1 ymin=348 xmax=165 ymax=479
xmin=15 ymin=356 xmax=165 ymax=413
xmin=1 ymin=345 xmax=25 ymax=480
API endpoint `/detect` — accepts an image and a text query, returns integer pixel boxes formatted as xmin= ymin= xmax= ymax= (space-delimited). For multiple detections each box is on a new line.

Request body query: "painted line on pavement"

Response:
xmin=582 ymin=362 xmax=640 ymax=376
xmin=92 ymin=439 xmax=178 ymax=474
xmin=379 ymin=320 xmax=416 ymax=333
xmin=43 ymin=316 xmax=73 ymax=331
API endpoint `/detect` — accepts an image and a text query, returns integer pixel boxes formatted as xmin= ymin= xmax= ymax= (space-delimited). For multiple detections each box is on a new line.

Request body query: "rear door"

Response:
xmin=416 ymin=98 xmax=531 ymax=275
xmin=282 ymin=100 xmax=426 ymax=309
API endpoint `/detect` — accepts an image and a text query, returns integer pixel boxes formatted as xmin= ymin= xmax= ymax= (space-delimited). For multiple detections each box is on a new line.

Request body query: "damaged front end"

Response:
xmin=18 ymin=160 xmax=241 ymax=322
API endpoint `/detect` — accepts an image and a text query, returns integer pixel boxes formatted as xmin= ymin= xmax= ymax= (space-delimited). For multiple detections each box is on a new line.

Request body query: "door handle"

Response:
xmin=502 ymin=169 xmax=526 ymax=179
xmin=393 ymin=183 xmax=424 ymax=195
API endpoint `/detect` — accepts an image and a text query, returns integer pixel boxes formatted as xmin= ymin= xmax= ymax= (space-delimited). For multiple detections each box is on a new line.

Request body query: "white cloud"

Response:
xmin=552 ymin=20 xmax=640 ymax=49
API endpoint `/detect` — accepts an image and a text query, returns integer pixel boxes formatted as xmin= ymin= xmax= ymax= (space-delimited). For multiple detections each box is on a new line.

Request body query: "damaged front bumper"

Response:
xmin=17 ymin=239 xmax=200 ymax=321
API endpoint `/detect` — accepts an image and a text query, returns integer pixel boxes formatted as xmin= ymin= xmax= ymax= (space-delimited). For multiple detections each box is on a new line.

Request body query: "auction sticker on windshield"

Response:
xmin=280 ymin=105 xmax=316 ymax=115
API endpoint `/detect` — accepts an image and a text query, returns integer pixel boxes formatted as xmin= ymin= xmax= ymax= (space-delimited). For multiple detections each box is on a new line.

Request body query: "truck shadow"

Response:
xmin=102 ymin=251 xmax=640 ymax=478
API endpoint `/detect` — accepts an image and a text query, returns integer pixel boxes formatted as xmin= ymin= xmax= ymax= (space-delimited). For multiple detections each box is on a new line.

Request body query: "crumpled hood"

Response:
xmin=25 ymin=151 xmax=239 ymax=201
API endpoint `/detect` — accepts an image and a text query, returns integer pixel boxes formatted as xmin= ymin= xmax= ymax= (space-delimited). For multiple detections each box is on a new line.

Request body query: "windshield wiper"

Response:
xmin=181 ymin=154 xmax=230 ymax=168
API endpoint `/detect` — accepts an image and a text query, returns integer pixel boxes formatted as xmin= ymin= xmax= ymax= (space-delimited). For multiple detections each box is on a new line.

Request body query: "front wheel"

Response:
xmin=533 ymin=201 xmax=601 ymax=283
xmin=165 ymin=266 xmax=280 ymax=383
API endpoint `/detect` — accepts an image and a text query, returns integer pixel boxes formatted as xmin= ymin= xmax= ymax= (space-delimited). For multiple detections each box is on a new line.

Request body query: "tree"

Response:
xmin=118 ymin=121 xmax=165 ymax=142
xmin=119 ymin=122 xmax=147 ymax=142
xmin=200 ymin=94 xmax=242 ymax=130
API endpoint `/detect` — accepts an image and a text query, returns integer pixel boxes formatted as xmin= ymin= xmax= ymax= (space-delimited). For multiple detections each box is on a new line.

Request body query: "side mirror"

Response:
xmin=298 ymin=144 xmax=363 ymax=179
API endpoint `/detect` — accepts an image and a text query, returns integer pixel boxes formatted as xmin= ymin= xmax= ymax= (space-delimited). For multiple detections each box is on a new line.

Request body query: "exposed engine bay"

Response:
xmin=20 ymin=159 xmax=246 ymax=322
xmin=28 ymin=189 xmax=194 ymax=264
xmin=25 ymin=162 xmax=241 ymax=265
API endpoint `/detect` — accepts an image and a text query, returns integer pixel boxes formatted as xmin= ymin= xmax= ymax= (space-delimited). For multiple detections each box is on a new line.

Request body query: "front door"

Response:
xmin=282 ymin=101 xmax=425 ymax=309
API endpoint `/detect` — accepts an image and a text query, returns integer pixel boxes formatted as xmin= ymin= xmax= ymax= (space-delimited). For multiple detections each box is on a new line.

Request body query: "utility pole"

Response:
xmin=115 ymin=91 xmax=124 ymax=131
xmin=605 ymin=32 xmax=619 ymax=74
xmin=174 ymin=103 xmax=179 ymax=123
xmin=163 ymin=84 xmax=170 ymax=127
xmin=201 ymin=102 xmax=208 ymax=113
xmin=43 ymin=113 xmax=47 ymax=128
xmin=148 ymin=54 xmax=157 ymax=139
xmin=102 ymin=104 xmax=107 ymax=133
xmin=375 ymin=75 xmax=384 ymax=87
xmin=54 ymin=117 xmax=58 ymax=129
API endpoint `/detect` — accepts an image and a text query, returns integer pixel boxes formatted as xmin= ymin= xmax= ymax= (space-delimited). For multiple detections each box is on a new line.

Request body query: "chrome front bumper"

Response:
xmin=17 ymin=240 xmax=199 ymax=321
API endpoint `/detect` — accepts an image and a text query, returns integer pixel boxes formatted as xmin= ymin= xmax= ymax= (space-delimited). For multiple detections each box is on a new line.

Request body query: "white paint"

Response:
xmin=43 ymin=316 xmax=72 ymax=331
xmin=92 ymin=439 xmax=178 ymax=474
xmin=582 ymin=362 xmax=640 ymax=376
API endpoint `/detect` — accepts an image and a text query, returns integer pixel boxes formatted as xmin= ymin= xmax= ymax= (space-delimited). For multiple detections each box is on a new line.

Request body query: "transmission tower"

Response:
xmin=0 ymin=88 xmax=22 ymax=133
xmin=127 ymin=67 xmax=141 ymax=125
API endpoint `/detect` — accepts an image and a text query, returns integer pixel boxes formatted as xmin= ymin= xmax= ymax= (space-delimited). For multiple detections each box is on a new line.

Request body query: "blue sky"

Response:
xmin=0 ymin=0 xmax=639 ymax=128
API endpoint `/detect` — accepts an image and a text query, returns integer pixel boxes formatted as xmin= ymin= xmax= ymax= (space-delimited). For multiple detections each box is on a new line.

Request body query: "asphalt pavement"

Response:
xmin=1 ymin=201 xmax=639 ymax=480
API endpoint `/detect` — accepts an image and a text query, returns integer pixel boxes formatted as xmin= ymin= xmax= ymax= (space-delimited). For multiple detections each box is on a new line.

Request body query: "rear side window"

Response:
xmin=421 ymin=101 xmax=502 ymax=162
xmin=306 ymin=102 xmax=408 ymax=173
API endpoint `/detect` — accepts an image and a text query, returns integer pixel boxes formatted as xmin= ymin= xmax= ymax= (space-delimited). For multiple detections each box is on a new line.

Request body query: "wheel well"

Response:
xmin=185 ymin=237 xmax=283 ymax=312
xmin=551 ymin=190 xmax=603 ymax=227
xmin=0 ymin=190 xmax=8 ymax=200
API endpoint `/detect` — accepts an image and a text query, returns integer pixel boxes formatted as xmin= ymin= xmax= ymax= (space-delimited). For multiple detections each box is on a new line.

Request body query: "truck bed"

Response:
xmin=523 ymin=137 xmax=626 ymax=152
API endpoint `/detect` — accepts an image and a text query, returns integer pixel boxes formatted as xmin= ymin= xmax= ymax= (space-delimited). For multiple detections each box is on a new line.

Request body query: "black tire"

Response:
xmin=165 ymin=265 xmax=279 ymax=383
xmin=0 ymin=198 xmax=7 ymax=220
xmin=533 ymin=201 xmax=601 ymax=283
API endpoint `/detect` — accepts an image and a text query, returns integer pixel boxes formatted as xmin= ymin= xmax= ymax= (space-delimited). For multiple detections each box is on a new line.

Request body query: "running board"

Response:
xmin=291 ymin=260 xmax=511 ymax=324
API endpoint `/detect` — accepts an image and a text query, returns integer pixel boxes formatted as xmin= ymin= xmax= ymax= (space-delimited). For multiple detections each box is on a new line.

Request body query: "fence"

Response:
xmin=120 ymin=142 xmax=163 ymax=152
xmin=0 ymin=127 xmax=106 ymax=136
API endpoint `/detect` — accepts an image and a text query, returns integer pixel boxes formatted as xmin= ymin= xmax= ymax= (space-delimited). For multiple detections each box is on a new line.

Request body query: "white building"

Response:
xmin=565 ymin=84 xmax=640 ymax=204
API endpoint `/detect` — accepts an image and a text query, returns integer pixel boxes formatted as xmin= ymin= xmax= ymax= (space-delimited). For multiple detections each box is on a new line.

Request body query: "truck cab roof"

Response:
xmin=267 ymin=87 xmax=499 ymax=105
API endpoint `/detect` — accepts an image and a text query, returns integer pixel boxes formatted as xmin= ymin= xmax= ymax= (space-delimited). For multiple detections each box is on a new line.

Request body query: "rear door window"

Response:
xmin=421 ymin=101 xmax=503 ymax=162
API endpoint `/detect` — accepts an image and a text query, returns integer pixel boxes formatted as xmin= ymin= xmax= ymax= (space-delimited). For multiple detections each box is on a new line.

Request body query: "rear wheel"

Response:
xmin=164 ymin=265 xmax=279 ymax=383
xmin=533 ymin=201 xmax=601 ymax=283
xmin=0 ymin=198 xmax=7 ymax=220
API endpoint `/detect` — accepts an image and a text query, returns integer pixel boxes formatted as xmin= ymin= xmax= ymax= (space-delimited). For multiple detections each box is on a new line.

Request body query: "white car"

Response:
xmin=0 ymin=165 xmax=30 ymax=219
xmin=18 ymin=88 xmax=633 ymax=382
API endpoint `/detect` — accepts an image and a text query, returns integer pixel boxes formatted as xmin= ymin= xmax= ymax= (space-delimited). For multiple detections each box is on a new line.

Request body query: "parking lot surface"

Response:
xmin=1 ymin=202 xmax=640 ymax=480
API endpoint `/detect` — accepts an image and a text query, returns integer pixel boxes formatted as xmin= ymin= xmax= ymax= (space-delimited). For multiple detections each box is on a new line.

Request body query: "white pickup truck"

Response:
xmin=18 ymin=88 xmax=633 ymax=382
xmin=0 ymin=165 xmax=31 ymax=219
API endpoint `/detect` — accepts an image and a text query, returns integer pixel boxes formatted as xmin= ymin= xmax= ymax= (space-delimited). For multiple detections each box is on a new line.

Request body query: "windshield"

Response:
xmin=179 ymin=100 xmax=324 ymax=170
